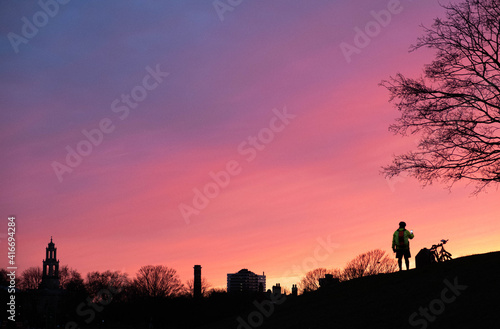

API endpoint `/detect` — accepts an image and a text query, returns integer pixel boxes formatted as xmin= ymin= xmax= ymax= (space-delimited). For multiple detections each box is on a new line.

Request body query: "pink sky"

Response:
xmin=1 ymin=0 xmax=498 ymax=290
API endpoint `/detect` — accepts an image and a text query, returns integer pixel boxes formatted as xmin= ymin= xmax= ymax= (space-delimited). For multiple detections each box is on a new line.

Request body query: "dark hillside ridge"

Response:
xmin=199 ymin=251 xmax=500 ymax=329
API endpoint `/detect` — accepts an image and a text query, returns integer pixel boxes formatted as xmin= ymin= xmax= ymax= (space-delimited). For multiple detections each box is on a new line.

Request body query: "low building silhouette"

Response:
xmin=319 ymin=274 xmax=340 ymax=288
xmin=227 ymin=269 xmax=266 ymax=293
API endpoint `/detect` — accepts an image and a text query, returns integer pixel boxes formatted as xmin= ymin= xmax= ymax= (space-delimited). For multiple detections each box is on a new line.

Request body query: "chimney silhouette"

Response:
xmin=194 ymin=265 xmax=202 ymax=298
xmin=272 ymin=283 xmax=282 ymax=297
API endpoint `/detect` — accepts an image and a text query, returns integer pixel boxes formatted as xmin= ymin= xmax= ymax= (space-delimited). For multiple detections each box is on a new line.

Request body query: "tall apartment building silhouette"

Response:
xmin=227 ymin=269 xmax=266 ymax=293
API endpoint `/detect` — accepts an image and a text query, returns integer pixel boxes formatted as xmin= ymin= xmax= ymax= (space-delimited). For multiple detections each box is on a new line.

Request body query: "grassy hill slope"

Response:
xmin=200 ymin=251 xmax=500 ymax=329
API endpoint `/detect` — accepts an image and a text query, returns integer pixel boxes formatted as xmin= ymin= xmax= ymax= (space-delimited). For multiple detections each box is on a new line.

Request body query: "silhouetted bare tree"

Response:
xmin=299 ymin=268 xmax=342 ymax=293
xmin=185 ymin=277 xmax=212 ymax=297
xmin=381 ymin=0 xmax=500 ymax=194
xmin=85 ymin=270 xmax=130 ymax=303
xmin=133 ymin=265 xmax=184 ymax=298
xmin=59 ymin=265 xmax=84 ymax=291
xmin=19 ymin=267 xmax=42 ymax=290
xmin=342 ymin=249 xmax=398 ymax=280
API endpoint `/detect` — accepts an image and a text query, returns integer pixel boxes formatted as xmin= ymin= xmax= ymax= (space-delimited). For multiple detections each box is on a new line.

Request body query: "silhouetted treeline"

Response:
xmin=0 ymin=265 xmax=263 ymax=328
xmin=0 ymin=249 xmax=397 ymax=328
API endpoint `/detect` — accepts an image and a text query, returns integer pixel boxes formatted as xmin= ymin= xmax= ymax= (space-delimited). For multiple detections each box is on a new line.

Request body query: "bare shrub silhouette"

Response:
xmin=299 ymin=268 xmax=342 ymax=293
xmin=85 ymin=270 xmax=130 ymax=302
xmin=59 ymin=265 xmax=84 ymax=291
xmin=133 ymin=265 xmax=184 ymax=298
xmin=342 ymin=249 xmax=398 ymax=280
xmin=19 ymin=266 xmax=42 ymax=290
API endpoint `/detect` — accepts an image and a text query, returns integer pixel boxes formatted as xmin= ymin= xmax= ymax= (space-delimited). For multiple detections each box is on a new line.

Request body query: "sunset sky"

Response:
xmin=1 ymin=0 xmax=499 ymax=291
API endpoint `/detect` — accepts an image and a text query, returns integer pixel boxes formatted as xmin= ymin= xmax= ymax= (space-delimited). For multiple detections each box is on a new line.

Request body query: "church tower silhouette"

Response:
xmin=40 ymin=237 xmax=60 ymax=290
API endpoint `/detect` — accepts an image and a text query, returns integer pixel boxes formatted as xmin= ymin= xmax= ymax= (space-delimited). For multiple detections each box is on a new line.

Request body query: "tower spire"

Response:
xmin=41 ymin=237 xmax=60 ymax=290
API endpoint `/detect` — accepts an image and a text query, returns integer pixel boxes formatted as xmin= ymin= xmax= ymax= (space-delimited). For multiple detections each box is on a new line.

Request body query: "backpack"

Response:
xmin=416 ymin=248 xmax=436 ymax=268
xmin=398 ymin=229 xmax=406 ymax=247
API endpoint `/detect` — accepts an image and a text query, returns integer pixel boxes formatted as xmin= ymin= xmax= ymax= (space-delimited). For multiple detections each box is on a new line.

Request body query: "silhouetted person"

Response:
xmin=392 ymin=221 xmax=414 ymax=271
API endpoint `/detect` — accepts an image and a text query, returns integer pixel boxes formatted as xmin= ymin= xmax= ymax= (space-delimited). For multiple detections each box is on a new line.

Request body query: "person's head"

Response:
xmin=399 ymin=221 xmax=406 ymax=229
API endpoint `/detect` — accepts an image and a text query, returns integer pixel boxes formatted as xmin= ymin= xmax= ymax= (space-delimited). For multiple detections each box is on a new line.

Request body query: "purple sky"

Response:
xmin=1 ymin=0 xmax=498 ymax=289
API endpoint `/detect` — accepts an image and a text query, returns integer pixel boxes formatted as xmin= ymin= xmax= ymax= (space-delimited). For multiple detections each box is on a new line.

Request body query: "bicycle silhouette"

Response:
xmin=429 ymin=239 xmax=452 ymax=262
